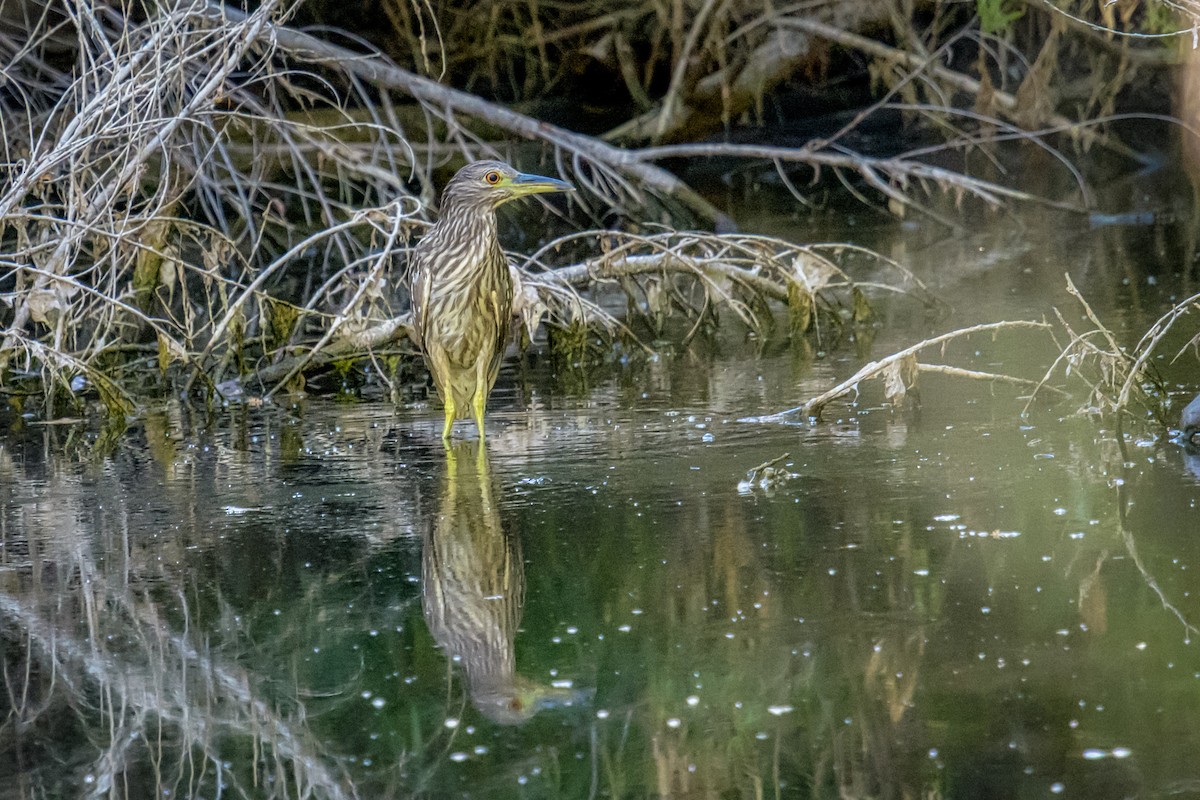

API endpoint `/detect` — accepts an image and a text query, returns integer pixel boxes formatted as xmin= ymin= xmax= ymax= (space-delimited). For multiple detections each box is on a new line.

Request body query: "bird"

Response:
xmin=409 ymin=160 xmax=572 ymax=440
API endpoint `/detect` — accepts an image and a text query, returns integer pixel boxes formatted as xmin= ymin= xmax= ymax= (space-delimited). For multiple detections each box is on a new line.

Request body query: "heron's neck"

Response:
xmin=439 ymin=201 xmax=499 ymax=261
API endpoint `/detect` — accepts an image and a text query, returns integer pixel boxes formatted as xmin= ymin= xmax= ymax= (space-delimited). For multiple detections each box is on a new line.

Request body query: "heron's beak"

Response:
xmin=505 ymin=171 xmax=574 ymax=197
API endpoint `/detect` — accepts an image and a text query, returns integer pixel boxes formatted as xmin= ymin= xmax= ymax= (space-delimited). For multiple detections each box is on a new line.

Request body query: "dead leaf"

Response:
xmin=792 ymin=253 xmax=838 ymax=293
xmin=157 ymin=332 xmax=186 ymax=373
xmin=882 ymin=354 xmax=919 ymax=403
xmin=25 ymin=288 xmax=61 ymax=325
xmin=509 ymin=266 xmax=549 ymax=340
xmin=787 ymin=280 xmax=812 ymax=336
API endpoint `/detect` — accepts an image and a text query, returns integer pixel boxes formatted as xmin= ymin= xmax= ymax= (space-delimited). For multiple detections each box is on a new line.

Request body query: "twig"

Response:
xmin=917 ymin=363 xmax=1068 ymax=395
xmin=775 ymin=14 xmax=1143 ymax=164
xmin=745 ymin=320 xmax=1053 ymax=422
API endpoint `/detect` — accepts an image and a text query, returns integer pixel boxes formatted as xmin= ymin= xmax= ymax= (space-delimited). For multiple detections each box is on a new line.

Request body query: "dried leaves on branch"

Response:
xmin=0 ymin=0 xmax=1188 ymax=417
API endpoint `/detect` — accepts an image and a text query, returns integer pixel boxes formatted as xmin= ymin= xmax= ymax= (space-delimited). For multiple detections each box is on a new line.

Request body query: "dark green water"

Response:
xmin=4 ymin=196 xmax=1200 ymax=799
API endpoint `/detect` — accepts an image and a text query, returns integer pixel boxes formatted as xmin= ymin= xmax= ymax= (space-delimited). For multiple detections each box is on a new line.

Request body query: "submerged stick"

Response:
xmin=745 ymin=320 xmax=1054 ymax=423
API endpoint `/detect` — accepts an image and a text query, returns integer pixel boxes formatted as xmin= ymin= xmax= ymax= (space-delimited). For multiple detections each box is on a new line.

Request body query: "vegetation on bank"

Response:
xmin=0 ymin=0 xmax=1197 ymax=426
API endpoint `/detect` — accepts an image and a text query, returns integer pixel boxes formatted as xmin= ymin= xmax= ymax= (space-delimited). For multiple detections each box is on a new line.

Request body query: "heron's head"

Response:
xmin=440 ymin=160 xmax=573 ymax=215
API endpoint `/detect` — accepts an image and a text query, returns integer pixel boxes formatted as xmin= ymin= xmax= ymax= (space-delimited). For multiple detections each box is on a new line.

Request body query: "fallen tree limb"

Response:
xmin=743 ymin=320 xmax=1055 ymax=423
xmin=216 ymin=231 xmax=932 ymax=398
xmin=222 ymin=314 xmax=413 ymax=396
xmin=629 ymin=142 xmax=1086 ymax=213
xmin=917 ymin=363 xmax=1069 ymax=394
xmin=211 ymin=2 xmax=734 ymax=229
xmin=606 ymin=4 xmax=896 ymax=145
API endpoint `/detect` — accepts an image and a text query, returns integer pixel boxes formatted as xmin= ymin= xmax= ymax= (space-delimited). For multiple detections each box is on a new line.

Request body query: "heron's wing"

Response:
xmin=484 ymin=261 xmax=515 ymax=391
xmin=409 ymin=250 xmax=432 ymax=350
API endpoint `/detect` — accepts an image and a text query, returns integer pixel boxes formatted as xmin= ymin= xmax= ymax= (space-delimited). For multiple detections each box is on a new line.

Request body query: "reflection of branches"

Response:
xmin=0 ymin=586 xmax=356 ymax=799
xmin=1114 ymin=478 xmax=1200 ymax=641
xmin=0 ymin=482 xmax=357 ymax=800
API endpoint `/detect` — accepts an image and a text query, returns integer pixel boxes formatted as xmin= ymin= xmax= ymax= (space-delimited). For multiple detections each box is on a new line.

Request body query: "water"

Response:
xmin=4 ymin=195 xmax=1200 ymax=799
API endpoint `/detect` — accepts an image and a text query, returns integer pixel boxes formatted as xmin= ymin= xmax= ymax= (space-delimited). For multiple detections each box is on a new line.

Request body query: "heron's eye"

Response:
xmin=484 ymin=171 xmax=501 ymax=185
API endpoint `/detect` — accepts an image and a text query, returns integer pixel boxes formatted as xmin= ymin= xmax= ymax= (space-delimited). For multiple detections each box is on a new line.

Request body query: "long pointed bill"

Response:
xmin=505 ymin=171 xmax=574 ymax=197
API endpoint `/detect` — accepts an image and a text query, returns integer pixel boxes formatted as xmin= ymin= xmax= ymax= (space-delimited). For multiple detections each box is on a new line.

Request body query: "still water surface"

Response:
xmin=3 ymin=199 xmax=1200 ymax=799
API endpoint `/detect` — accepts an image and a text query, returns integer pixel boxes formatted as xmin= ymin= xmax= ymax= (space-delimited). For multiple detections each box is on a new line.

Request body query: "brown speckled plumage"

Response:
xmin=409 ymin=160 xmax=571 ymax=440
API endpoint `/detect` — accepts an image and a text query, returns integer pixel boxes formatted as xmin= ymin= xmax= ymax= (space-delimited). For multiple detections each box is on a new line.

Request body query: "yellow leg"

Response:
xmin=442 ymin=396 xmax=456 ymax=441
xmin=472 ymin=350 xmax=491 ymax=440
xmin=472 ymin=386 xmax=487 ymax=440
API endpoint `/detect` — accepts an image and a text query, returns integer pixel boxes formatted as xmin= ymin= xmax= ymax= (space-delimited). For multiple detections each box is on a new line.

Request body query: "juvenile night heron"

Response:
xmin=409 ymin=160 xmax=572 ymax=440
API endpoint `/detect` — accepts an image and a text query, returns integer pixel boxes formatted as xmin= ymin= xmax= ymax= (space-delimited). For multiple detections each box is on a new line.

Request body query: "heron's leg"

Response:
xmin=472 ymin=387 xmax=487 ymax=439
xmin=472 ymin=353 xmax=489 ymax=439
xmin=442 ymin=396 xmax=456 ymax=441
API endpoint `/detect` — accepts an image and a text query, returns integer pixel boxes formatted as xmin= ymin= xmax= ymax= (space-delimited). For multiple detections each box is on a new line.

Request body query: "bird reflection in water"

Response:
xmin=422 ymin=441 xmax=588 ymax=724
xmin=1178 ymin=393 xmax=1200 ymax=481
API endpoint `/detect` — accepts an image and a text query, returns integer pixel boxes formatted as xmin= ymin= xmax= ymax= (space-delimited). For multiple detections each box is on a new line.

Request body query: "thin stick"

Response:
xmin=746 ymin=320 xmax=1053 ymax=422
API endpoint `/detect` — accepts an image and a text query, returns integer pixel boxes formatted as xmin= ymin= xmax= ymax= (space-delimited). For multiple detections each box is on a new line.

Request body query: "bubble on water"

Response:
xmin=767 ymin=705 xmax=794 ymax=716
xmin=444 ymin=718 xmax=460 ymax=729
xmin=449 ymin=752 xmax=468 ymax=763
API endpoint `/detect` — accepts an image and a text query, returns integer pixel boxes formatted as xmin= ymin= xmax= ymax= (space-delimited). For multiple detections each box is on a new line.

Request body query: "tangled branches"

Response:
xmin=0 ymin=0 xmax=1189 ymax=418
xmin=0 ymin=0 xmax=424 ymax=412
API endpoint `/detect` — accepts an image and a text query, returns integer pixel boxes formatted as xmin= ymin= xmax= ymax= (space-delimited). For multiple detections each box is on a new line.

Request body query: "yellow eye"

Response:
xmin=484 ymin=171 xmax=501 ymax=185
